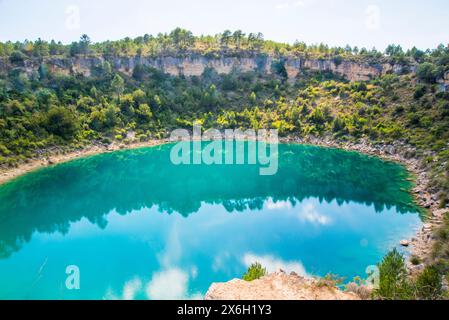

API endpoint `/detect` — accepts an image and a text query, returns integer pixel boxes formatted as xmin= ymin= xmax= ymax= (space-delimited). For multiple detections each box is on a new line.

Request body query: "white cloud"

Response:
xmin=103 ymin=288 xmax=119 ymax=300
xmin=103 ymin=277 xmax=143 ymax=300
xmin=265 ymin=198 xmax=292 ymax=210
xmin=104 ymin=266 xmax=202 ymax=300
xmin=123 ymin=278 xmax=143 ymax=300
xmin=298 ymin=203 xmax=331 ymax=225
xmin=143 ymin=223 xmax=202 ymax=300
xmin=158 ymin=223 xmax=182 ymax=268
xmin=212 ymin=251 xmax=231 ymax=273
xmin=242 ymin=253 xmax=308 ymax=276
xmin=146 ymin=268 xmax=202 ymax=300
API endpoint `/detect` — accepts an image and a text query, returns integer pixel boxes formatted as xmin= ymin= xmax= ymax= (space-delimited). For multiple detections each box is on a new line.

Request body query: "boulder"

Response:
xmin=400 ymin=239 xmax=410 ymax=247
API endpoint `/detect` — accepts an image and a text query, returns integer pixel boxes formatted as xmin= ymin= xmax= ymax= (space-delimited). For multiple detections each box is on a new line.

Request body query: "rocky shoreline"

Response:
xmin=281 ymin=135 xmax=448 ymax=273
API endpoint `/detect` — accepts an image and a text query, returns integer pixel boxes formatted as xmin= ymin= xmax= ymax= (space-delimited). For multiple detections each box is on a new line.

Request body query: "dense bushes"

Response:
xmin=43 ymin=107 xmax=79 ymax=139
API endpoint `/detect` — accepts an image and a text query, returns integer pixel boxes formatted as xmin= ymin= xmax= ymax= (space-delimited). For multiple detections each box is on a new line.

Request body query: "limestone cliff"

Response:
xmin=0 ymin=53 xmax=411 ymax=82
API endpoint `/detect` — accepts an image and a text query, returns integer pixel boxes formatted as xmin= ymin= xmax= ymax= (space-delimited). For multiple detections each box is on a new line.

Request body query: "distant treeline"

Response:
xmin=1 ymin=28 xmax=449 ymax=67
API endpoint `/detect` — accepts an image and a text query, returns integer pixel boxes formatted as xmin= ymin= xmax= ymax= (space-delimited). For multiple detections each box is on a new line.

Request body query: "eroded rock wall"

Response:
xmin=0 ymin=54 xmax=407 ymax=82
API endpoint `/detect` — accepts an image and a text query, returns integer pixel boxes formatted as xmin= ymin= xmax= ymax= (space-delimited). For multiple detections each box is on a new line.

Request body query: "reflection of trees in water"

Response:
xmin=0 ymin=143 xmax=421 ymax=258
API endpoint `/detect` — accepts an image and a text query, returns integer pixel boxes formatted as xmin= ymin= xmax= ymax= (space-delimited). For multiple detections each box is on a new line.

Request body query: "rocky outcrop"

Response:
xmin=204 ymin=271 xmax=359 ymax=300
xmin=0 ymin=53 xmax=410 ymax=83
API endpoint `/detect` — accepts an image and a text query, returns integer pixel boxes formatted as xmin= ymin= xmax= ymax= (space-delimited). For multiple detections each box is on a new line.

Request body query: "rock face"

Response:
xmin=0 ymin=54 xmax=409 ymax=83
xmin=204 ymin=272 xmax=359 ymax=300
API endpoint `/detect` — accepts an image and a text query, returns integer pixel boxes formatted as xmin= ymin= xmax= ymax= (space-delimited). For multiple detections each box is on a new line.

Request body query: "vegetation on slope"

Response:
xmin=2 ymin=34 xmax=448 ymax=202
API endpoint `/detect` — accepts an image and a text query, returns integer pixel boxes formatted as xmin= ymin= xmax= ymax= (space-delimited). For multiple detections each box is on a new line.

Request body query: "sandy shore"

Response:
xmin=0 ymin=136 xmax=446 ymax=271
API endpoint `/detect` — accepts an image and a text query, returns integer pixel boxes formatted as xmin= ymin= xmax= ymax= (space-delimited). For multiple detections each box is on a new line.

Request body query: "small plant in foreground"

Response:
xmin=373 ymin=248 xmax=410 ymax=300
xmin=413 ymin=265 xmax=443 ymax=300
xmin=242 ymin=262 xmax=267 ymax=281
xmin=345 ymin=277 xmax=372 ymax=300
xmin=374 ymin=249 xmax=446 ymax=300
xmin=410 ymin=255 xmax=421 ymax=265
xmin=317 ymin=273 xmax=344 ymax=288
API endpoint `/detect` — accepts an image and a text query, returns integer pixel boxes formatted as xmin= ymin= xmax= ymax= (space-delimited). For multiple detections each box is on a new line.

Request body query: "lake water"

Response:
xmin=0 ymin=142 xmax=422 ymax=299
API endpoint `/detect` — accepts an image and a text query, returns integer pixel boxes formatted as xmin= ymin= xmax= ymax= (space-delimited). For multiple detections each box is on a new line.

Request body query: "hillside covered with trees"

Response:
xmin=0 ymin=29 xmax=448 ymax=206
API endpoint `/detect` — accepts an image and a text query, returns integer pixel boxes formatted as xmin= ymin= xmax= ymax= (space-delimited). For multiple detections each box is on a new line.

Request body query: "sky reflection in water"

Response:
xmin=0 ymin=143 xmax=422 ymax=299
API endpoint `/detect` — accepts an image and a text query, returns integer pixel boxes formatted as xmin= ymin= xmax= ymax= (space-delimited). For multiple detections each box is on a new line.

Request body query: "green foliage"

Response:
xmin=374 ymin=249 xmax=446 ymax=300
xmin=413 ymin=85 xmax=427 ymax=99
xmin=416 ymin=62 xmax=440 ymax=83
xmin=271 ymin=59 xmax=288 ymax=80
xmin=432 ymin=214 xmax=449 ymax=272
xmin=374 ymin=249 xmax=410 ymax=300
xmin=169 ymin=28 xmax=194 ymax=50
xmin=0 ymin=33 xmax=448 ymax=210
xmin=9 ymin=50 xmax=28 ymax=64
xmin=414 ymin=265 xmax=443 ymax=300
xmin=43 ymin=107 xmax=79 ymax=140
xmin=0 ymin=29 xmax=447 ymax=68
xmin=0 ymin=32 xmax=448 ymax=299
xmin=317 ymin=273 xmax=344 ymax=288
xmin=242 ymin=262 xmax=267 ymax=281
xmin=111 ymin=74 xmax=125 ymax=97
xmin=410 ymin=255 xmax=421 ymax=266
xmin=385 ymin=44 xmax=404 ymax=57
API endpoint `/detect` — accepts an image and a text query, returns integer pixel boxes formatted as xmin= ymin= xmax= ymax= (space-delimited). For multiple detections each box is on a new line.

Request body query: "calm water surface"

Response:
xmin=0 ymin=143 xmax=422 ymax=299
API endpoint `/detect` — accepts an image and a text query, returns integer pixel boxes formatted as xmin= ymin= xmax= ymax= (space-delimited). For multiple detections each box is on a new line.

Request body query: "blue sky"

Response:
xmin=0 ymin=0 xmax=448 ymax=50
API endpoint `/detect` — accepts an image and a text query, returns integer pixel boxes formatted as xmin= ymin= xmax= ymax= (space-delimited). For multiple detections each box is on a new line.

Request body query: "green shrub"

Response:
xmin=414 ymin=265 xmax=443 ymax=300
xmin=43 ymin=107 xmax=79 ymax=140
xmin=414 ymin=85 xmax=426 ymax=99
xmin=373 ymin=249 xmax=411 ymax=300
xmin=410 ymin=255 xmax=421 ymax=266
xmin=242 ymin=262 xmax=267 ymax=281
xmin=374 ymin=249 xmax=446 ymax=300
xmin=317 ymin=273 xmax=344 ymax=288
xmin=9 ymin=50 xmax=28 ymax=64
xmin=0 ymin=144 xmax=11 ymax=156
xmin=416 ymin=62 xmax=439 ymax=83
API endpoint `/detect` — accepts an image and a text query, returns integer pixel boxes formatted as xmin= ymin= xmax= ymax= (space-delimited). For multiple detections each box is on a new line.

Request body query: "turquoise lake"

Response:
xmin=0 ymin=142 xmax=422 ymax=299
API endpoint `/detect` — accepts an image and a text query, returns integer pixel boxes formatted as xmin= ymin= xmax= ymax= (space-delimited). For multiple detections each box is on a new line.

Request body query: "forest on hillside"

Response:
xmin=0 ymin=30 xmax=448 ymax=209
xmin=1 ymin=28 xmax=448 ymax=63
